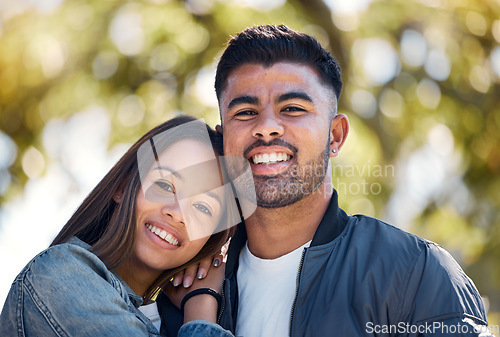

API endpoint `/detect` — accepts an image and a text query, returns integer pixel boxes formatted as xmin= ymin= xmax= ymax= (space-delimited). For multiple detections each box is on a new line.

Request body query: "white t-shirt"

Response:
xmin=139 ymin=301 xmax=162 ymax=332
xmin=235 ymin=240 xmax=311 ymax=337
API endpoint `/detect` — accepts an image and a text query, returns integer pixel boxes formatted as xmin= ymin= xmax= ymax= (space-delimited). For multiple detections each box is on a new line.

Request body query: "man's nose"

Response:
xmin=251 ymin=111 xmax=284 ymax=141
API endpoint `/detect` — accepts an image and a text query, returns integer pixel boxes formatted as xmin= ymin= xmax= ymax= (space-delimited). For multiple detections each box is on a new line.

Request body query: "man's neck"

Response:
xmin=244 ymin=181 xmax=333 ymax=260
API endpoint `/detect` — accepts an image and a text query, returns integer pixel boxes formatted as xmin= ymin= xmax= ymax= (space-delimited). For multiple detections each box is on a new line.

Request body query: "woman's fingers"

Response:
xmin=182 ymin=253 xmax=224 ymax=287
xmin=172 ymin=251 xmax=226 ymax=288
xmin=213 ymin=253 xmax=224 ymax=268
xmin=196 ymin=256 xmax=214 ymax=280
xmin=172 ymin=270 xmax=185 ymax=287
xmin=202 ymin=260 xmax=225 ymax=293
xmin=182 ymin=264 xmax=198 ymax=288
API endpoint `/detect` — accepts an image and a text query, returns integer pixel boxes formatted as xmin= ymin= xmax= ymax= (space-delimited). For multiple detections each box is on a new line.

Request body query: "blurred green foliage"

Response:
xmin=0 ymin=0 xmax=499 ymax=317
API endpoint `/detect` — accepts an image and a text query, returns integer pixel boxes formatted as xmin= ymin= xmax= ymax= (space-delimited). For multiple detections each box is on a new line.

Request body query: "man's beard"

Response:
xmin=254 ymin=144 xmax=330 ymax=209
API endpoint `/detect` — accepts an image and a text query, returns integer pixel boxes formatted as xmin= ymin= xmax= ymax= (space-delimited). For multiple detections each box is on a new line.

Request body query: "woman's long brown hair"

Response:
xmin=51 ymin=115 xmax=237 ymax=302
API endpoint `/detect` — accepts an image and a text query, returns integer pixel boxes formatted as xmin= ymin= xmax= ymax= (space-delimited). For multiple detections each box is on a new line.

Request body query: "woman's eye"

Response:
xmin=154 ymin=180 xmax=174 ymax=193
xmin=193 ymin=203 xmax=212 ymax=216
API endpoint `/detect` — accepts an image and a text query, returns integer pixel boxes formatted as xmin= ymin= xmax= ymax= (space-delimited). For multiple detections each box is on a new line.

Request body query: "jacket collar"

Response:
xmin=311 ymin=188 xmax=349 ymax=247
xmin=226 ymin=189 xmax=349 ymax=276
xmin=67 ymin=237 xmax=144 ymax=307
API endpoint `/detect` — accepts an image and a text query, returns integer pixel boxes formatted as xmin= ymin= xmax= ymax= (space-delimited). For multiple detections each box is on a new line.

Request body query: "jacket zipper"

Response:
xmin=289 ymin=247 xmax=307 ymax=337
xmin=217 ymin=278 xmax=226 ymax=325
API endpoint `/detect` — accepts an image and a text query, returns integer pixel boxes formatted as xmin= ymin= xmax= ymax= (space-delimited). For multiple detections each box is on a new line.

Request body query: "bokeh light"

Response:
xmin=401 ymin=30 xmax=427 ymax=68
xmin=352 ymin=38 xmax=400 ymax=86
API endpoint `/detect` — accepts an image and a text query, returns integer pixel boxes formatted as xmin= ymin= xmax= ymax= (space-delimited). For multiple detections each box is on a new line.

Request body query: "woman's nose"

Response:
xmin=161 ymin=201 xmax=185 ymax=225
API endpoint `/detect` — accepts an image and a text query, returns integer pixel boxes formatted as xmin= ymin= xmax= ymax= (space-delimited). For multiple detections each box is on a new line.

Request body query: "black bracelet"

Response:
xmin=180 ymin=288 xmax=222 ymax=313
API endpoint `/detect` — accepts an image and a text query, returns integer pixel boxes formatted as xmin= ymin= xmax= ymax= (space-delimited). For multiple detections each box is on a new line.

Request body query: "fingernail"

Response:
xmin=214 ymin=258 xmax=221 ymax=267
xmin=197 ymin=272 xmax=204 ymax=279
xmin=183 ymin=276 xmax=192 ymax=288
xmin=173 ymin=280 xmax=180 ymax=287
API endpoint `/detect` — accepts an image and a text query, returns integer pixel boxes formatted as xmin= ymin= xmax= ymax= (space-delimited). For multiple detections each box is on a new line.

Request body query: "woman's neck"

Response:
xmin=114 ymin=258 xmax=161 ymax=298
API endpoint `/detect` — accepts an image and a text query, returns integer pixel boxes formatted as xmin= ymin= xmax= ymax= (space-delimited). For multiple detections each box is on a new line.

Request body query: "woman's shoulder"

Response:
xmin=1 ymin=239 xmax=156 ymax=337
xmin=17 ymin=237 xmax=117 ymax=289
xmin=11 ymin=237 xmax=134 ymax=314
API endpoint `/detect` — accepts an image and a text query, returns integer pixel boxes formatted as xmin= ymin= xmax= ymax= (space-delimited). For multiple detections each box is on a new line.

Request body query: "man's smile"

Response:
xmin=251 ymin=152 xmax=291 ymax=165
xmin=244 ymin=142 xmax=296 ymax=176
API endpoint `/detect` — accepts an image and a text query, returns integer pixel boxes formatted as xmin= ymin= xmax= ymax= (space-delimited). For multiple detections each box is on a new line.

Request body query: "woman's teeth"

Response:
xmin=252 ymin=152 xmax=290 ymax=165
xmin=146 ymin=223 xmax=179 ymax=246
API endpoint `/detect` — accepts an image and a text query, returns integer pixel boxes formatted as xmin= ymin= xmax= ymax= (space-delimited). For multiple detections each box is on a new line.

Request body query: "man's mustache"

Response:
xmin=243 ymin=139 xmax=298 ymax=159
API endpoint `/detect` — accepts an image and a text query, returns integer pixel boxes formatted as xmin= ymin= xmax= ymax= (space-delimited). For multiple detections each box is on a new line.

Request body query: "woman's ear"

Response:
xmin=113 ymin=191 xmax=124 ymax=203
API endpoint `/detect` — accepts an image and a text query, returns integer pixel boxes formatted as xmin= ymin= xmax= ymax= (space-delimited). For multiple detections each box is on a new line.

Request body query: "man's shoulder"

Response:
xmin=342 ymin=215 xmax=488 ymax=321
xmin=346 ymin=214 xmax=472 ymax=289
xmin=347 ymin=213 xmax=431 ymax=253
xmin=341 ymin=214 xmax=466 ymax=277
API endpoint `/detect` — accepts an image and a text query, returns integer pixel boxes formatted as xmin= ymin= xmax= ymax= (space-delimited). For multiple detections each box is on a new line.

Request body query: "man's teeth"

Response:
xmin=146 ymin=223 xmax=179 ymax=246
xmin=252 ymin=152 xmax=290 ymax=165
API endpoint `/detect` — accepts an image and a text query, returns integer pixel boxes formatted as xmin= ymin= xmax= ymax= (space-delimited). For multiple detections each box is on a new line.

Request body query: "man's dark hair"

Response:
xmin=215 ymin=24 xmax=342 ymax=102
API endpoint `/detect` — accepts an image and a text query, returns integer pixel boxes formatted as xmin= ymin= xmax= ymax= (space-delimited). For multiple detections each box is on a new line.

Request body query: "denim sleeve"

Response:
xmin=0 ymin=244 xmax=157 ymax=337
xmin=399 ymin=243 xmax=494 ymax=337
xmin=178 ymin=321 xmax=234 ymax=337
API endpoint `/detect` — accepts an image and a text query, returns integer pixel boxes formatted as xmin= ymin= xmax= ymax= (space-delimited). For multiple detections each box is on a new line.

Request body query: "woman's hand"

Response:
xmin=171 ymin=241 xmax=229 ymax=288
xmin=165 ymin=254 xmax=225 ymax=323
xmin=171 ymin=254 xmax=222 ymax=288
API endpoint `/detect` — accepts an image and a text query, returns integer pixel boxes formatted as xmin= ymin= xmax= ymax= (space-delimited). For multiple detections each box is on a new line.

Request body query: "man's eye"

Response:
xmin=282 ymin=106 xmax=305 ymax=114
xmin=234 ymin=110 xmax=257 ymax=119
xmin=193 ymin=203 xmax=212 ymax=216
xmin=154 ymin=180 xmax=174 ymax=193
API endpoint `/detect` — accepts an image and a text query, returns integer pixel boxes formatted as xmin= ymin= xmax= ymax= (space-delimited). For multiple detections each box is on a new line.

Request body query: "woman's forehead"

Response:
xmin=157 ymin=139 xmax=217 ymax=171
xmin=152 ymin=140 xmax=223 ymax=200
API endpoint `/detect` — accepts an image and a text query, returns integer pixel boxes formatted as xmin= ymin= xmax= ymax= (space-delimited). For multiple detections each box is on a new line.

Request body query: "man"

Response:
xmin=214 ymin=24 xmax=493 ymax=336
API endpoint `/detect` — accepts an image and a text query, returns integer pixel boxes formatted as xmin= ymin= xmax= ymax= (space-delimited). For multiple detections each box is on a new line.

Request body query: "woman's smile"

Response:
xmin=145 ymin=222 xmax=181 ymax=247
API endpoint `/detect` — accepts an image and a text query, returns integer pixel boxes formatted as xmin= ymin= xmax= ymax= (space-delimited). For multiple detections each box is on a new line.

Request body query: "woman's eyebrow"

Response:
xmin=153 ymin=166 xmax=182 ymax=180
xmin=203 ymin=190 xmax=222 ymax=208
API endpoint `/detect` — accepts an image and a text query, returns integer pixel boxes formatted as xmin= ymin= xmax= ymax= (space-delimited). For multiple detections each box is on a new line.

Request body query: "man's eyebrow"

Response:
xmin=276 ymin=91 xmax=313 ymax=104
xmin=227 ymin=95 xmax=259 ymax=110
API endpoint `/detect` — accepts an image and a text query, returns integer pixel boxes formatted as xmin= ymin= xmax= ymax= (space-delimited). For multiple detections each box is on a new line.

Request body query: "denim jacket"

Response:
xmin=0 ymin=237 xmax=233 ymax=337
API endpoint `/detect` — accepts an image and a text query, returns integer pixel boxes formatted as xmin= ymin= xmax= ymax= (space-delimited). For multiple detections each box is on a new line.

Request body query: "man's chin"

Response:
xmin=256 ymin=201 xmax=297 ymax=209
xmin=255 ymin=190 xmax=305 ymax=209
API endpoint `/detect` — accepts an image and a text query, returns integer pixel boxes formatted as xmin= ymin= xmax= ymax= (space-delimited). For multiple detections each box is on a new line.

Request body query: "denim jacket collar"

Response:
xmin=68 ymin=236 xmax=144 ymax=308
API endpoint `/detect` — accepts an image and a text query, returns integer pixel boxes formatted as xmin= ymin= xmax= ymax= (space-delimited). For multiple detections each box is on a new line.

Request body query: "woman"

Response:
xmin=0 ymin=116 xmax=236 ymax=337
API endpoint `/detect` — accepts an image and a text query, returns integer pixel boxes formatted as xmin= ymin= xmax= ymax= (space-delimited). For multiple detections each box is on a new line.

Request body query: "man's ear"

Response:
xmin=216 ymin=124 xmax=223 ymax=135
xmin=329 ymin=114 xmax=349 ymax=157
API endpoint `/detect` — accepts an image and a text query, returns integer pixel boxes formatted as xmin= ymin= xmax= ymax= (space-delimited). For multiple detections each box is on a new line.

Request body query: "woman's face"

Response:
xmin=132 ymin=139 xmax=227 ymax=275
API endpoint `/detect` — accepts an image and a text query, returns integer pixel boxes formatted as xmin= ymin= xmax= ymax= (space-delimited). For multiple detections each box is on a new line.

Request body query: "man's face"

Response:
xmin=219 ymin=62 xmax=339 ymax=208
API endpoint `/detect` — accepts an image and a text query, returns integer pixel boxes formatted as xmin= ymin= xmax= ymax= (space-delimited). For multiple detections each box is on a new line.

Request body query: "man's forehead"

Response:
xmin=223 ymin=63 xmax=333 ymax=97
xmin=225 ymin=62 xmax=321 ymax=85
